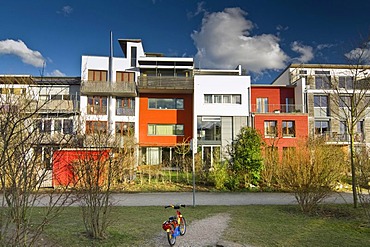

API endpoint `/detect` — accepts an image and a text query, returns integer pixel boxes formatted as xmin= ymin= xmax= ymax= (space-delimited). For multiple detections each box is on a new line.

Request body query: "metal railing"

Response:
xmin=137 ymin=76 xmax=194 ymax=90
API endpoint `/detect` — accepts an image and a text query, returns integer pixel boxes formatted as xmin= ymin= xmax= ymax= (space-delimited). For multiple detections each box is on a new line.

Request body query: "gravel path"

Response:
xmin=149 ymin=212 xmax=250 ymax=247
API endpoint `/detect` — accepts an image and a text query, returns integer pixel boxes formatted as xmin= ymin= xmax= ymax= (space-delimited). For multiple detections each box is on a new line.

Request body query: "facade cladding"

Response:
xmin=2 ymin=39 xmax=370 ymax=184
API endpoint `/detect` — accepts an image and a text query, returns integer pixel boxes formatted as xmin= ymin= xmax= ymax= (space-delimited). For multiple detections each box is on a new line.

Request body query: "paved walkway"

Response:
xmin=109 ymin=191 xmax=354 ymax=206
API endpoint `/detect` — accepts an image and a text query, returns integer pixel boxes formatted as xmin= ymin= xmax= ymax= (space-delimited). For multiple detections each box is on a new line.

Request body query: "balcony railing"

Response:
xmin=81 ymin=81 xmax=136 ymax=96
xmin=116 ymin=108 xmax=135 ymax=116
xmin=317 ymin=132 xmax=365 ymax=143
xmin=30 ymin=100 xmax=79 ymax=113
xmin=251 ymin=104 xmax=305 ymax=114
xmin=137 ymin=76 xmax=194 ymax=91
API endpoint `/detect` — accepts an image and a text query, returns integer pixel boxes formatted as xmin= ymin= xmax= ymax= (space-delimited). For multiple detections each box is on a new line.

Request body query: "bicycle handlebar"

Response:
xmin=165 ymin=204 xmax=186 ymax=209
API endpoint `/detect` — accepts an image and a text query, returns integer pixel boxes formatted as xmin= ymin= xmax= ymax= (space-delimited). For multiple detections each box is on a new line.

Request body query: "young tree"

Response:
xmin=277 ymin=138 xmax=346 ymax=213
xmin=228 ymin=127 xmax=263 ymax=188
xmin=72 ymin=121 xmax=135 ymax=240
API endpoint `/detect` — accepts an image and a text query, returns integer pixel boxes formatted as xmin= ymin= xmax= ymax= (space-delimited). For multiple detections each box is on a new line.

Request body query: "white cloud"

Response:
xmin=191 ymin=7 xmax=289 ymax=73
xmin=58 ymin=5 xmax=73 ymax=16
xmin=291 ymin=41 xmax=314 ymax=63
xmin=48 ymin=69 xmax=66 ymax=77
xmin=345 ymin=43 xmax=370 ymax=63
xmin=188 ymin=1 xmax=207 ymax=18
xmin=0 ymin=39 xmax=45 ymax=67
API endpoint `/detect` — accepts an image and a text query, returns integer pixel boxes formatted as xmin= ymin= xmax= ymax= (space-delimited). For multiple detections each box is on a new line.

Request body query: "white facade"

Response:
xmin=80 ymin=39 xmax=145 ymax=139
xmin=193 ymin=70 xmax=251 ymax=165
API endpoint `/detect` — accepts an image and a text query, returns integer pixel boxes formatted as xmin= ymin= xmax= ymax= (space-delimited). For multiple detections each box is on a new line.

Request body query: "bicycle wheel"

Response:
xmin=179 ymin=216 xmax=186 ymax=236
xmin=167 ymin=225 xmax=176 ymax=246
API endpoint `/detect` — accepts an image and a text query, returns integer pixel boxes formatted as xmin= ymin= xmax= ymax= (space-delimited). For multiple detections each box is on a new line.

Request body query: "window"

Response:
xmin=204 ymin=95 xmax=212 ymax=103
xmin=282 ymin=121 xmax=295 ymax=137
xmin=223 ymin=95 xmax=231 ymax=103
xmin=314 ymin=95 xmax=328 ymax=107
xmin=115 ymin=122 xmax=134 ymax=136
xmin=315 ymin=121 xmax=329 ymax=135
xmin=197 ymin=117 xmax=221 ymax=141
xmin=54 ymin=120 xmax=62 ymax=133
xmin=63 ymin=119 xmax=73 ymax=134
xmin=116 ymin=71 xmax=135 ymax=82
xmin=315 ymin=71 xmax=331 ymax=89
xmin=232 ymin=95 xmax=241 ymax=104
xmin=86 ymin=121 xmax=107 ymax=134
xmin=257 ymin=98 xmax=268 ymax=113
xmin=339 ymin=95 xmax=352 ymax=107
xmin=148 ymin=98 xmax=184 ymax=109
xmin=284 ymin=98 xmax=294 ymax=113
xmin=204 ymin=94 xmax=241 ymax=104
xmin=339 ymin=76 xmax=353 ymax=89
xmin=131 ymin=47 xmax=137 ymax=67
xmin=87 ymin=96 xmax=107 ymax=115
xmin=88 ymin=70 xmax=107 ymax=81
xmin=116 ymin=97 xmax=135 ymax=115
xmin=264 ymin=120 xmax=277 ymax=137
xmin=148 ymin=124 xmax=184 ymax=136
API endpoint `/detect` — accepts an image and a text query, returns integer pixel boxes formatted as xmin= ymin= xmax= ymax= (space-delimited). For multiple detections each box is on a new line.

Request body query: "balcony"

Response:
xmin=137 ymin=76 xmax=194 ymax=93
xmin=30 ymin=100 xmax=79 ymax=114
xmin=318 ymin=132 xmax=365 ymax=143
xmin=116 ymin=108 xmax=135 ymax=116
xmin=251 ymin=104 xmax=305 ymax=114
xmin=81 ymin=81 xmax=136 ymax=96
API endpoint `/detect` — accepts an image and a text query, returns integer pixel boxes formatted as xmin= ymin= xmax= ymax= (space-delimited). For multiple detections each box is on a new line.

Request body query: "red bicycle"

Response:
xmin=162 ymin=204 xmax=187 ymax=246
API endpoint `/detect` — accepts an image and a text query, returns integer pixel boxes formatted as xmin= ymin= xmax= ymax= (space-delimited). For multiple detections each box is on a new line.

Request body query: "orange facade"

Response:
xmin=138 ymin=93 xmax=193 ymax=147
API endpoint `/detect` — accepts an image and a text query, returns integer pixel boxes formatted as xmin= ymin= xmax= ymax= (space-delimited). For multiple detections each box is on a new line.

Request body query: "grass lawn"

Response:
xmin=40 ymin=204 xmax=370 ymax=247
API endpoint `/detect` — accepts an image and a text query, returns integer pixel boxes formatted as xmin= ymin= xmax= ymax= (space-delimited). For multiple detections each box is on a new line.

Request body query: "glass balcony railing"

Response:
xmin=251 ymin=104 xmax=305 ymax=114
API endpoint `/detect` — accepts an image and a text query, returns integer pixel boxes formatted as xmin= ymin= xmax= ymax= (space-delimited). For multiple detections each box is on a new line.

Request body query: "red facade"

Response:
xmin=251 ymin=86 xmax=309 ymax=154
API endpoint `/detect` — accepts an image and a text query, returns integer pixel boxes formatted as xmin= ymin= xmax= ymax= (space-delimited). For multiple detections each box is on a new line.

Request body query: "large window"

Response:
xmin=264 ymin=120 xmax=277 ymax=137
xmin=314 ymin=95 xmax=328 ymax=116
xmin=148 ymin=124 xmax=184 ymax=136
xmin=87 ymin=96 xmax=107 ymax=115
xmin=116 ymin=97 xmax=135 ymax=115
xmin=315 ymin=71 xmax=331 ymax=89
xmin=88 ymin=70 xmax=107 ymax=81
xmin=86 ymin=121 xmax=107 ymax=134
xmin=282 ymin=121 xmax=295 ymax=137
xmin=256 ymin=98 xmax=268 ymax=113
xmin=116 ymin=71 xmax=135 ymax=82
xmin=204 ymin=94 xmax=241 ymax=104
xmin=315 ymin=121 xmax=329 ymax=135
xmin=36 ymin=118 xmax=74 ymax=135
xmin=338 ymin=76 xmax=353 ymax=89
xmin=148 ymin=98 xmax=184 ymax=109
xmin=197 ymin=117 xmax=221 ymax=141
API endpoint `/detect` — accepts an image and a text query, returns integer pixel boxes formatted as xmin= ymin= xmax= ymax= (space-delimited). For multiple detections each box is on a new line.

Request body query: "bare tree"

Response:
xmin=322 ymin=38 xmax=370 ymax=208
xmin=72 ymin=121 xmax=135 ymax=239
xmin=0 ymin=77 xmax=77 ymax=246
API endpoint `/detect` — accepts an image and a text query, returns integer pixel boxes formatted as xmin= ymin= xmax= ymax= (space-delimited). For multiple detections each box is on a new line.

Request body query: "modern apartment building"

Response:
xmin=80 ymin=38 xmax=252 ymax=168
xmin=272 ymin=63 xmax=370 ymax=146
xmin=194 ymin=67 xmax=250 ymax=167
xmin=0 ymin=75 xmax=80 ymax=186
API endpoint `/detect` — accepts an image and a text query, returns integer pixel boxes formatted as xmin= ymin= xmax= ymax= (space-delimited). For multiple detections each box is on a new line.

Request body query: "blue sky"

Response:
xmin=0 ymin=0 xmax=369 ymax=83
